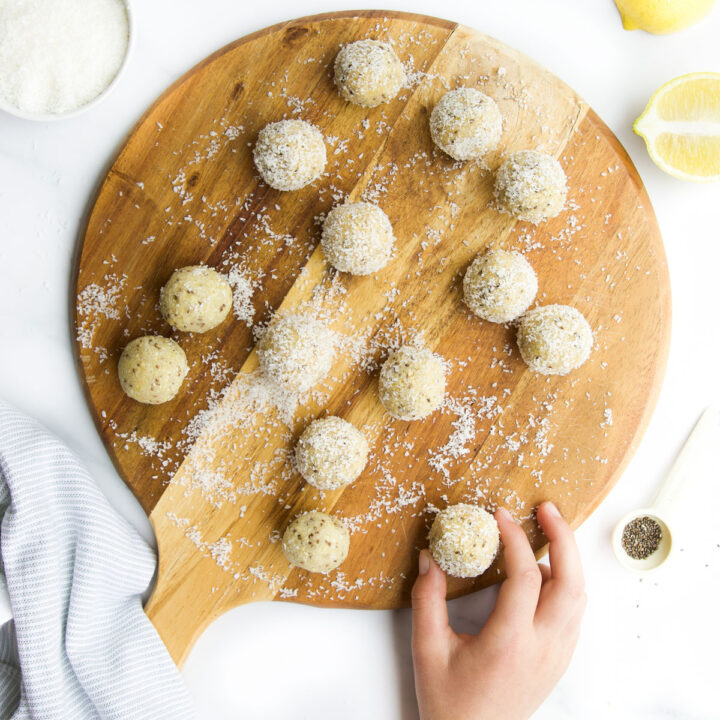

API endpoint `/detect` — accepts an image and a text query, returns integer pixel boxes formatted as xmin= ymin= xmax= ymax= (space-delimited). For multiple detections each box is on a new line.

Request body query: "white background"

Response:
xmin=1 ymin=1 xmax=719 ymax=718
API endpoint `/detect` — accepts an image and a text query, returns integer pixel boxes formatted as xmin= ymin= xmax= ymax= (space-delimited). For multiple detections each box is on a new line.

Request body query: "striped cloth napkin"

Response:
xmin=0 ymin=401 xmax=194 ymax=719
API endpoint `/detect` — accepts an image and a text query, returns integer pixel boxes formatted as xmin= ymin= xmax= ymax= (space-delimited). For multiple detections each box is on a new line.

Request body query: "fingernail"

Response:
xmin=418 ymin=550 xmax=430 ymax=575
xmin=496 ymin=507 xmax=512 ymax=521
xmin=544 ymin=501 xmax=561 ymax=517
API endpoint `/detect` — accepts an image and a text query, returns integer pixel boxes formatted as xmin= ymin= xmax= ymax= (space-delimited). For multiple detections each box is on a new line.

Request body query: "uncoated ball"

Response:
xmin=295 ymin=416 xmax=369 ymax=490
xmin=463 ymin=248 xmax=538 ymax=323
xmin=494 ymin=150 xmax=567 ymax=224
xmin=321 ymin=201 xmax=395 ymax=275
xmin=253 ymin=119 xmax=326 ymax=191
xmin=429 ymin=504 xmax=500 ymax=578
xmin=334 ymin=39 xmax=406 ymax=107
xmin=517 ymin=304 xmax=593 ymax=375
xmin=160 ymin=266 xmax=232 ymax=333
xmin=379 ymin=345 xmax=446 ymax=421
xmin=282 ymin=511 xmax=350 ymax=573
xmin=256 ymin=313 xmax=335 ymax=393
xmin=118 ymin=336 xmax=188 ymax=404
xmin=430 ymin=88 xmax=502 ymax=161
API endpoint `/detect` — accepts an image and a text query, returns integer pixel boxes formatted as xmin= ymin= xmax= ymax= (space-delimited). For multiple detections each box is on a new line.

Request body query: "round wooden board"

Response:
xmin=73 ymin=10 xmax=670 ymax=665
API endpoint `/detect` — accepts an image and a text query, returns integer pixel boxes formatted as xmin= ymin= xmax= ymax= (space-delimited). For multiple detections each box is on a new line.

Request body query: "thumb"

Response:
xmin=411 ymin=550 xmax=451 ymax=666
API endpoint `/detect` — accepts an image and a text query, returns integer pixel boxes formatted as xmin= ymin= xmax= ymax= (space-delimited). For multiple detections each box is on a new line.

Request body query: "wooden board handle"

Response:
xmin=145 ymin=502 xmax=279 ymax=666
xmin=144 ymin=580 xmax=213 ymax=667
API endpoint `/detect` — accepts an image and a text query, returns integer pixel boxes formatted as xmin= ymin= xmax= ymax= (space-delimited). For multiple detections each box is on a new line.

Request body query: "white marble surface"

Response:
xmin=1 ymin=1 xmax=719 ymax=718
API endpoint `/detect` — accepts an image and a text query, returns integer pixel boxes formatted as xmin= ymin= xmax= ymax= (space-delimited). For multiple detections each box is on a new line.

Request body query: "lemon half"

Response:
xmin=615 ymin=0 xmax=716 ymax=34
xmin=634 ymin=73 xmax=720 ymax=182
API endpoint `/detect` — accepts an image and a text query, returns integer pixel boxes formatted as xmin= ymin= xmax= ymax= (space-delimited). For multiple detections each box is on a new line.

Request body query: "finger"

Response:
xmin=558 ymin=596 xmax=587 ymax=663
xmin=539 ymin=567 xmax=586 ymax=628
xmin=535 ymin=502 xmax=586 ymax=628
xmin=537 ymin=502 xmax=584 ymax=587
xmin=536 ymin=564 xmax=553 ymax=607
xmin=411 ymin=550 xmax=452 ymax=666
xmin=565 ymin=590 xmax=588 ymax=631
xmin=490 ymin=508 xmax=542 ymax=627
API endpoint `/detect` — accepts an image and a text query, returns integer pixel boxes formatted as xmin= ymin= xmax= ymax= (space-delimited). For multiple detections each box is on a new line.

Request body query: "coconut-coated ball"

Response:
xmin=321 ymin=201 xmax=395 ymax=275
xmin=118 ymin=336 xmax=188 ymax=404
xmin=295 ymin=416 xmax=369 ymax=490
xmin=256 ymin=313 xmax=335 ymax=393
xmin=516 ymin=304 xmax=592 ymax=375
xmin=160 ymin=266 xmax=232 ymax=333
xmin=378 ymin=345 xmax=446 ymax=421
xmin=334 ymin=39 xmax=406 ymax=107
xmin=430 ymin=88 xmax=502 ymax=161
xmin=282 ymin=511 xmax=350 ymax=573
xmin=463 ymin=248 xmax=538 ymax=323
xmin=429 ymin=503 xmax=500 ymax=578
xmin=253 ymin=119 xmax=326 ymax=191
xmin=494 ymin=150 xmax=567 ymax=224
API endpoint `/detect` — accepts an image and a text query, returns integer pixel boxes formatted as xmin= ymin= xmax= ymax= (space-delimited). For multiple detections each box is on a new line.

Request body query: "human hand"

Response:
xmin=411 ymin=502 xmax=586 ymax=720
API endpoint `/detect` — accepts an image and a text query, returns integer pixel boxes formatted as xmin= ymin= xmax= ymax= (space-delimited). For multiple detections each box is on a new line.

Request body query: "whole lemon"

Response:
xmin=614 ymin=0 xmax=716 ymax=33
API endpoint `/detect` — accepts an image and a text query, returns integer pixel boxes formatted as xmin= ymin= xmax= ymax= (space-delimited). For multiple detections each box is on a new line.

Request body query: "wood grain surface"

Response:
xmin=72 ymin=10 xmax=671 ymax=666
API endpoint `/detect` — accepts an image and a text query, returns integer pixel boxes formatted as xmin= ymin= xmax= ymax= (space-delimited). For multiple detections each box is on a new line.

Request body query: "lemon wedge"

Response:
xmin=615 ymin=0 xmax=716 ymax=33
xmin=634 ymin=73 xmax=720 ymax=182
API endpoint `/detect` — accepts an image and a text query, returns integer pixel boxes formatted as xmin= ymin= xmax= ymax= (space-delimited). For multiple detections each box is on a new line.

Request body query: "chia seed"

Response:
xmin=621 ymin=516 xmax=662 ymax=560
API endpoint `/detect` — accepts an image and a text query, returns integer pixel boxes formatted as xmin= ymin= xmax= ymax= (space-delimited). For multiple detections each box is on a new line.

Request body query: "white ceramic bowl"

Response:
xmin=0 ymin=0 xmax=133 ymax=122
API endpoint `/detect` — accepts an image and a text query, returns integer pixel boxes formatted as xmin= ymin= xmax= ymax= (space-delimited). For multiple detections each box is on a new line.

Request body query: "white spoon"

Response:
xmin=612 ymin=405 xmax=719 ymax=572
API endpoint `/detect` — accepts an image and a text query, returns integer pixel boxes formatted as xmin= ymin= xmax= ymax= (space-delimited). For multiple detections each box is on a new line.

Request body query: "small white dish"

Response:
xmin=612 ymin=508 xmax=672 ymax=572
xmin=612 ymin=405 xmax=719 ymax=573
xmin=0 ymin=0 xmax=133 ymax=122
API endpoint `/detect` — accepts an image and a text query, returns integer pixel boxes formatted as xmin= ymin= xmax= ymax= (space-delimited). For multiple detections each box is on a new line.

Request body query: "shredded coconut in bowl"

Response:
xmin=0 ymin=0 xmax=130 ymax=116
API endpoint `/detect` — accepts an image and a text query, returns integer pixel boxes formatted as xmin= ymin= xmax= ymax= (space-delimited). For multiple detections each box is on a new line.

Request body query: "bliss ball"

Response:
xmin=494 ymin=150 xmax=567 ymax=224
xmin=118 ymin=336 xmax=188 ymax=405
xmin=463 ymin=248 xmax=537 ymax=323
xmin=379 ymin=345 xmax=446 ymax=421
xmin=160 ymin=266 xmax=232 ymax=333
xmin=429 ymin=504 xmax=500 ymax=578
xmin=282 ymin=511 xmax=350 ymax=574
xmin=334 ymin=39 xmax=406 ymax=107
xmin=430 ymin=88 xmax=502 ymax=161
xmin=517 ymin=304 xmax=592 ymax=375
xmin=295 ymin=416 xmax=369 ymax=490
xmin=321 ymin=201 xmax=395 ymax=275
xmin=256 ymin=313 xmax=335 ymax=393
xmin=253 ymin=119 xmax=326 ymax=191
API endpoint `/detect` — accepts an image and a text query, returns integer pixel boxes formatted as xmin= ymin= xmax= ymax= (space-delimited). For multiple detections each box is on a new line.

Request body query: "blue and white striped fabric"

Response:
xmin=0 ymin=401 xmax=194 ymax=719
